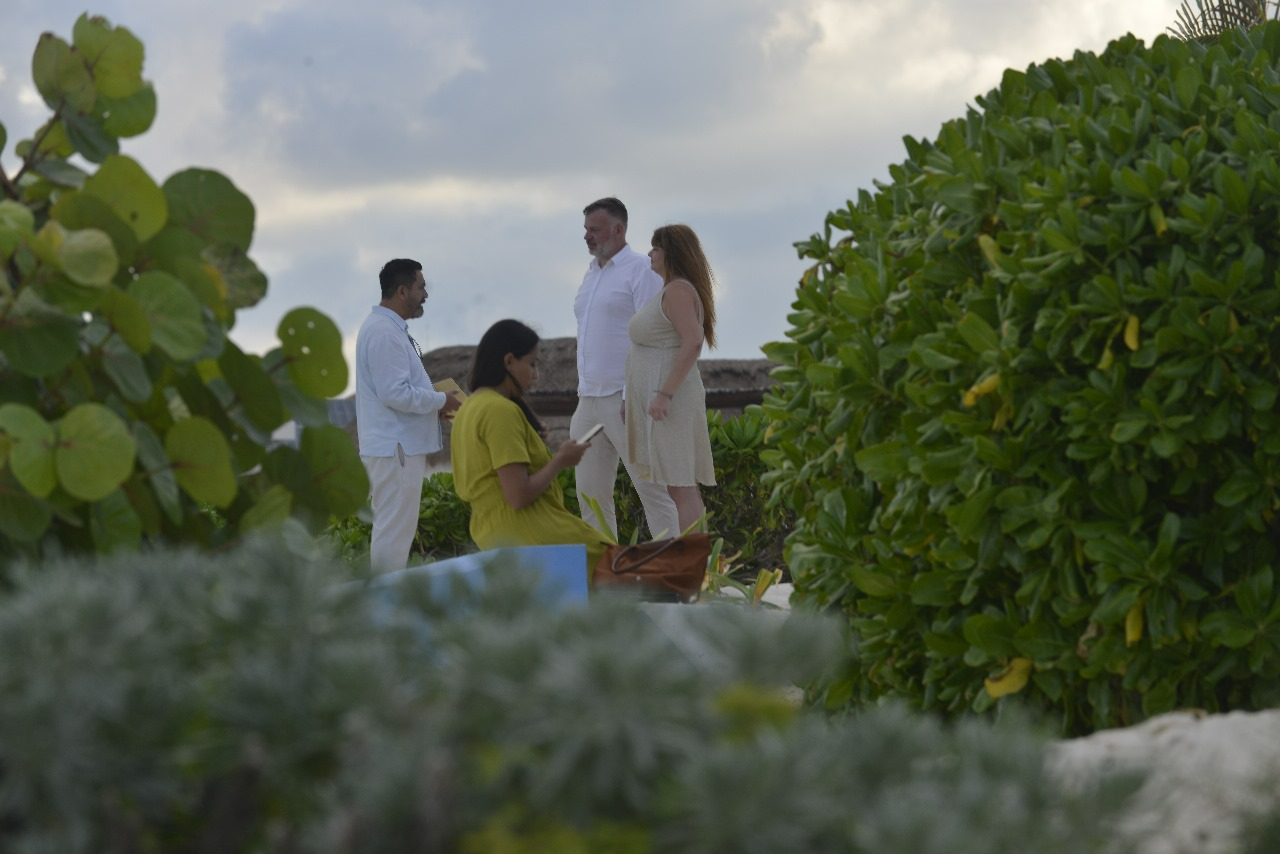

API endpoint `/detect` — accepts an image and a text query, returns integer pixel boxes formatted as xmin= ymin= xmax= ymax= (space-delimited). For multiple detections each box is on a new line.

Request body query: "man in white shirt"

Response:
xmin=570 ymin=197 xmax=680 ymax=541
xmin=355 ymin=258 xmax=461 ymax=571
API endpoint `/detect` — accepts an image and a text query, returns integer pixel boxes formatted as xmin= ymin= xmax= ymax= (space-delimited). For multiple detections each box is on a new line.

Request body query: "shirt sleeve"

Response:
xmin=364 ymin=323 xmax=448 ymax=415
xmin=632 ymin=262 xmax=664 ymax=313
xmin=480 ymin=399 xmax=533 ymax=471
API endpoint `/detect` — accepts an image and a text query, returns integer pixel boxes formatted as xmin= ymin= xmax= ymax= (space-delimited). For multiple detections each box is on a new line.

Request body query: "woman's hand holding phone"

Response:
xmin=576 ymin=423 xmax=604 ymax=444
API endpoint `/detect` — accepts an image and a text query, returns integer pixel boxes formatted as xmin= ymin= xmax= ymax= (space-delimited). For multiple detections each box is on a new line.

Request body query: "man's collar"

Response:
xmin=373 ymin=304 xmax=408 ymax=328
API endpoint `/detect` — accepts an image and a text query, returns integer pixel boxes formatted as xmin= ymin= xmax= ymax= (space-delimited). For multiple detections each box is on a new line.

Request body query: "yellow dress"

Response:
xmin=450 ymin=389 xmax=610 ymax=581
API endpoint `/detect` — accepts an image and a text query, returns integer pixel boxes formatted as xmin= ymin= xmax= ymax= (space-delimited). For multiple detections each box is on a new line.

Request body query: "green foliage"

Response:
xmin=0 ymin=14 xmax=367 ymax=561
xmin=614 ymin=409 xmax=794 ymax=576
xmin=763 ymin=23 xmax=1280 ymax=734
xmin=0 ymin=539 xmax=1149 ymax=852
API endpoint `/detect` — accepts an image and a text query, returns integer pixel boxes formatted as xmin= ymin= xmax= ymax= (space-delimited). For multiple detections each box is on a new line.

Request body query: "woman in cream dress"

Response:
xmin=624 ymin=224 xmax=717 ymax=534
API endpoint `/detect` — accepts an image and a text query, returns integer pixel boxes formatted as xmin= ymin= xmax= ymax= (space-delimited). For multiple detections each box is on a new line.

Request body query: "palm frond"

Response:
xmin=1168 ymin=0 xmax=1276 ymax=43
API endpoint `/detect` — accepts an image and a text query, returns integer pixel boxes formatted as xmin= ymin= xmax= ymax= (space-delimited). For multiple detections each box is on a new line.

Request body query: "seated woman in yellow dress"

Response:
xmin=450 ymin=319 xmax=612 ymax=581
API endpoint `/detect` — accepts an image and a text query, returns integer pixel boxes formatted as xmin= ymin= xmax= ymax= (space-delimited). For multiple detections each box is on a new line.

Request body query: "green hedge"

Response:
xmin=762 ymin=24 xmax=1280 ymax=734
xmin=0 ymin=539 xmax=1158 ymax=852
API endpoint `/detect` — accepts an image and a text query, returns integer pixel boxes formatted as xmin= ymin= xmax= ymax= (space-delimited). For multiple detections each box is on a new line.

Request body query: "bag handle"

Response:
xmin=610 ymin=537 xmax=684 ymax=574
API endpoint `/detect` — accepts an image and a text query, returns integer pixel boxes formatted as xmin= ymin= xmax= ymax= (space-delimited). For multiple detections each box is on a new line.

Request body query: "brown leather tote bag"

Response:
xmin=591 ymin=533 xmax=711 ymax=602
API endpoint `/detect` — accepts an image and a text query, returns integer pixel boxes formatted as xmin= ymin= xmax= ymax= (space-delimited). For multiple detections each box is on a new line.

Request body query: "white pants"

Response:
xmin=571 ymin=393 xmax=679 ymax=541
xmin=362 ymin=446 xmax=427 ymax=572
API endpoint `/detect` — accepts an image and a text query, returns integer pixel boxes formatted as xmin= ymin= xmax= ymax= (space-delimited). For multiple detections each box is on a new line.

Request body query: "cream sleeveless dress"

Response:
xmin=624 ymin=281 xmax=716 ymax=487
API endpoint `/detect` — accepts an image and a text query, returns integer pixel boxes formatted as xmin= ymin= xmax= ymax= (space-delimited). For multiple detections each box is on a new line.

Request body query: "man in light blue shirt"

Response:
xmin=355 ymin=258 xmax=461 ymax=571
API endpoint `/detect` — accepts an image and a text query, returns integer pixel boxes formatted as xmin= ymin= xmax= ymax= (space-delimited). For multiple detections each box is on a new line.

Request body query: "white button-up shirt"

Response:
xmin=574 ymin=244 xmax=664 ymax=397
xmin=354 ymin=306 xmax=449 ymax=457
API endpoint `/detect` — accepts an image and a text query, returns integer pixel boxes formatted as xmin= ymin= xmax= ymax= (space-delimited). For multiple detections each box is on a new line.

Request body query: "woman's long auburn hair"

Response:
xmin=467 ymin=318 xmax=544 ymax=433
xmin=651 ymin=224 xmax=717 ymax=348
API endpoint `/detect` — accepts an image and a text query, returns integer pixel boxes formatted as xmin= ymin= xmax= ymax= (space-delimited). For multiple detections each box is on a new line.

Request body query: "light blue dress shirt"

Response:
xmin=354 ymin=306 xmax=449 ymax=457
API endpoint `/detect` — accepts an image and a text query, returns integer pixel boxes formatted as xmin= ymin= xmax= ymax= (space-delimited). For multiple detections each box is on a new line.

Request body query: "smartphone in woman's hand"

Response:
xmin=576 ymin=423 xmax=604 ymax=443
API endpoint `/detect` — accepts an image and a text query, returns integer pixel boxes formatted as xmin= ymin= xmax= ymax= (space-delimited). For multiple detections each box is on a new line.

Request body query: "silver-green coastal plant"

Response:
xmin=0 ymin=14 xmax=366 ymax=559
xmin=0 ymin=539 xmax=1150 ymax=853
xmin=763 ymin=23 xmax=1280 ymax=734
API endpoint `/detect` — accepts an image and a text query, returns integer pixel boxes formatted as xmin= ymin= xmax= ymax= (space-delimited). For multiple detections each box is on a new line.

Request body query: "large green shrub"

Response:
xmin=0 ymin=15 xmax=365 ymax=561
xmin=0 ymin=538 xmax=1155 ymax=852
xmin=763 ymin=24 xmax=1280 ymax=734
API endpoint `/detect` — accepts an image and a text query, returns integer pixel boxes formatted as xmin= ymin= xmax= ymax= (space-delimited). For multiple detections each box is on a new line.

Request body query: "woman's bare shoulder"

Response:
xmin=663 ymin=279 xmax=699 ymax=300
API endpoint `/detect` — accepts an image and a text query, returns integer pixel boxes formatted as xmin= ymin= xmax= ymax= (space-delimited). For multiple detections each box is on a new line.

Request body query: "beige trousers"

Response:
xmin=362 ymin=445 xmax=428 ymax=572
xmin=571 ymin=393 xmax=679 ymax=541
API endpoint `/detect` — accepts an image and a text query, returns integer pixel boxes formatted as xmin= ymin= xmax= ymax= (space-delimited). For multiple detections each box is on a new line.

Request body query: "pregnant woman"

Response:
xmin=624 ymin=224 xmax=718 ymax=534
xmin=450 ymin=319 xmax=612 ymax=581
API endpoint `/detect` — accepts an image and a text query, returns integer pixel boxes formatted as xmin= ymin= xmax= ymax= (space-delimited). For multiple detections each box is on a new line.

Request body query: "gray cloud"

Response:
xmin=214 ymin=1 xmax=813 ymax=185
xmin=5 ymin=0 xmax=1176 ymax=380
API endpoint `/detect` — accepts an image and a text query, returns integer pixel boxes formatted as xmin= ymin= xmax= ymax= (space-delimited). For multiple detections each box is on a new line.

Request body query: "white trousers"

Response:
xmin=570 ymin=393 xmax=679 ymax=541
xmin=362 ymin=446 xmax=427 ymax=572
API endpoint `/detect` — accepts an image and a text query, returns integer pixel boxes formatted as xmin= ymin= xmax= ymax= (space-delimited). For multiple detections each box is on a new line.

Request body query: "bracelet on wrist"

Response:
xmin=656 ymin=390 xmax=673 ymax=399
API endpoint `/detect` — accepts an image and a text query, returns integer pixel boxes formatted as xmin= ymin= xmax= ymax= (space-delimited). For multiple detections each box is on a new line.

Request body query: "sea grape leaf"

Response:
xmin=204 ymin=243 xmax=268 ymax=309
xmin=128 ymin=271 xmax=207 ymax=361
xmin=72 ymin=13 xmax=145 ymax=99
xmin=0 ymin=200 xmax=35 ymax=234
xmin=64 ymin=112 xmax=118 ymax=164
xmin=0 ymin=199 xmax=35 ymax=257
xmin=298 ymin=424 xmax=369 ymax=519
xmin=55 ymin=402 xmax=138 ymax=502
xmin=102 ymin=82 xmax=156 ymax=138
xmin=82 ymin=154 xmax=167 ymax=242
xmin=0 ymin=404 xmax=57 ymax=498
xmin=218 ymin=340 xmax=286 ymax=433
xmin=99 ymin=331 xmax=153 ymax=402
xmin=0 ymin=468 xmax=51 ymax=542
xmin=98 ymin=287 xmax=151 ymax=353
xmin=164 ymin=168 xmax=254 ymax=251
xmin=90 ymin=487 xmax=143 ymax=553
xmin=0 ymin=288 xmax=80 ymax=378
xmin=166 ymin=416 xmax=237 ymax=508
xmin=50 ymin=190 xmax=138 ymax=262
xmin=240 ymin=484 xmax=293 ymax=531
xmin=31 ymin=158 xmax=89 ymax=189
xmin=56 ymin=225 xmax=118 ymax=286
xmin=277 ymin=307 xmax=348 ymax=398
xmin=31 ymin=33 xmax=95 ymax=113
xmin=133 ymin=422 xmax=181 ymax=524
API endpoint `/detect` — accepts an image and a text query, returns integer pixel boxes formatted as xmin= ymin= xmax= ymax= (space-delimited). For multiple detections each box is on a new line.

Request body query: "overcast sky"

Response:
xmin=3 ymin=1 xmax=1176 ymax=391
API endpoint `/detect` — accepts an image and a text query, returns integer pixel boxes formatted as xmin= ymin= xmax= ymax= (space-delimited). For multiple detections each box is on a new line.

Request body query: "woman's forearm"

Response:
xmin=496 ymin=448 xmax=580 ymax=511
xmin=522 ymin=460 xmax=567 ymax=507
xmin=658 ymin=281 xmax=706 ymax=398
xmin=496 ymin=462 xmax=557 ymax=510
xmin=659 ymin=339 xmax=702 ymax=398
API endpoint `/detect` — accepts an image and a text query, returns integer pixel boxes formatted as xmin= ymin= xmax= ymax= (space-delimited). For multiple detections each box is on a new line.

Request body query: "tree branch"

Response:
xmin=8 ymin=102 xmax=66 ymax=189
xmin=0 ymin=165 xmax=17 ymax=201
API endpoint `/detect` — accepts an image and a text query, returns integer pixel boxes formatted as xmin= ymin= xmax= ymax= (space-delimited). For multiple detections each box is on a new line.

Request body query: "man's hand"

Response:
xmin=441 ymin=390 xmax=464 ymax=419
